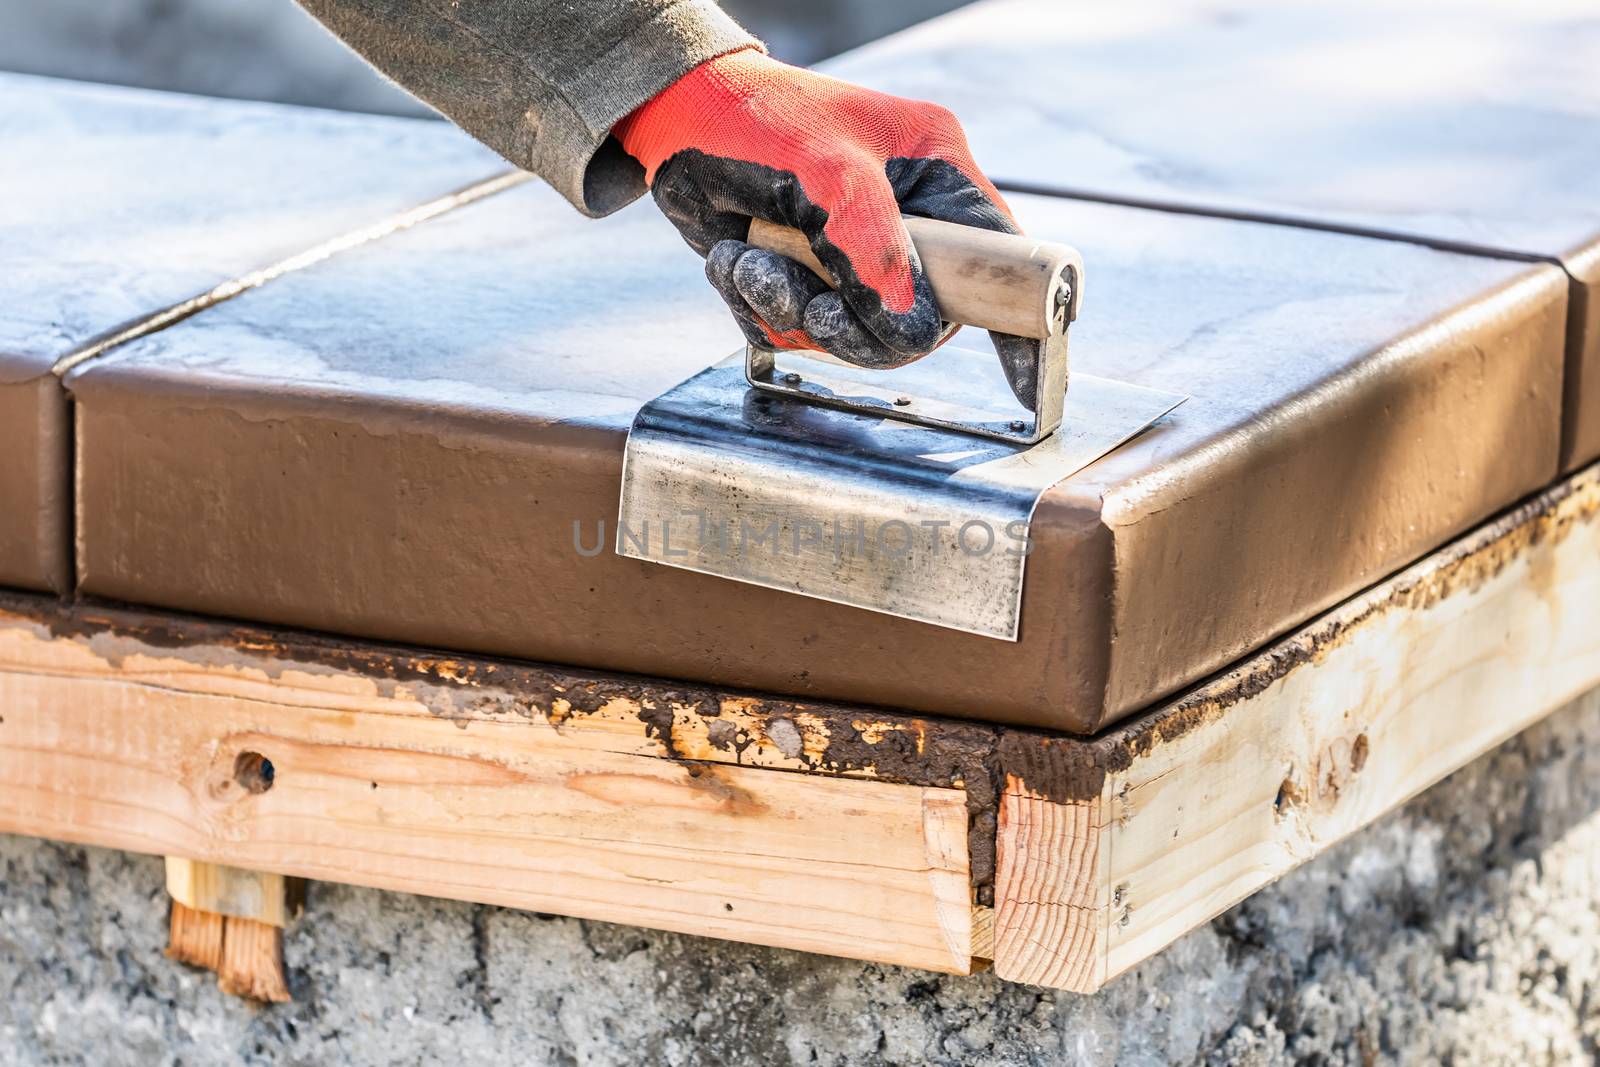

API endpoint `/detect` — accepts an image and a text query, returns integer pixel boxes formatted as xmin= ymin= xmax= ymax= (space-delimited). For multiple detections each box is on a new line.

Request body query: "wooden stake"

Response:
xmin=215 ymin=912 xmax=291 ymax=1003
xmin=164 ymin=858 xmax=296 ymax=1003
xmin=165 ymin=897 xmax=224 ymax=972
xmin=166 ymin=856 xmax=302 ymax=929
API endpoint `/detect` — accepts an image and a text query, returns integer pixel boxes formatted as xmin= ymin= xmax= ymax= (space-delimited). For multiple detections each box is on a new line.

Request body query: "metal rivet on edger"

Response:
xmin=782 ymin=372 xmax=802 ymax=385
xmin=1009 ymin=420 xmax=1026 ymax=432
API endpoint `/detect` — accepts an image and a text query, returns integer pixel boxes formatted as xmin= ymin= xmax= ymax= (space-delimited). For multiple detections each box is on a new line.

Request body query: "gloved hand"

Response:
xmin=614 ymin=48 xmax=1038 ymax=409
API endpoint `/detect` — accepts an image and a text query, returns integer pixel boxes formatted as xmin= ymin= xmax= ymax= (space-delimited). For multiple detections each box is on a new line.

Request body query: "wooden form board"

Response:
xmin=1 ymin=463 xmax=1597 ymax=988
xmin=995 ymin=465 xmax=1600 ymax=989
xmin=0 ymin=610 xmax=976 ymax=974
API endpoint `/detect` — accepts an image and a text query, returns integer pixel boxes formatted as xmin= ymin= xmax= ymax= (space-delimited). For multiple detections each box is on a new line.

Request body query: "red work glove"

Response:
xmin=615 ymin=48 xmax=1038 ymax=409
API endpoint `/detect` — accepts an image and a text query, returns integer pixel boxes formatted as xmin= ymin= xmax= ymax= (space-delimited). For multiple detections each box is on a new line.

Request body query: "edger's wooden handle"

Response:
xmin=746 ymin=216 xmax=1082 ymax=341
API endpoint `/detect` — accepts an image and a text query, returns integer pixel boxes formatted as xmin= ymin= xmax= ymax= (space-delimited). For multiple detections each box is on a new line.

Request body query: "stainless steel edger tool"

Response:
xmin=617 ymin=217 xmax=1185 ymax=640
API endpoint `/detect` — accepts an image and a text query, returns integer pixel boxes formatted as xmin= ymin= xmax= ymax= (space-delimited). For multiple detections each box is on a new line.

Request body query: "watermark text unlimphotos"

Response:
xmin=573 ymin=511 xmax=1032 ymax=560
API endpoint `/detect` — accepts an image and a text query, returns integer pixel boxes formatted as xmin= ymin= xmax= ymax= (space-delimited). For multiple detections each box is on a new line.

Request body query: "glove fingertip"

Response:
xmin=858 ymin=273 xmax=944 ymax=357
xmin=700 ymin=239 xmax=779 ymax=350
xmin=733 ymin=248 xmax=831 ymax=332
xmin=705 ymin=239 xmax=751 ymax=285
xmin=804 ymin=292 xmax=922 ymax=370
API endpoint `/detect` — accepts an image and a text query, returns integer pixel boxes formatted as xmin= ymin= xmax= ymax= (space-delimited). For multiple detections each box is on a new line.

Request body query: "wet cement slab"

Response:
xmin=821 ymin=0 xmax=1600 ymax=471
xmin=0 ymin=73 xmax=502 ymax=593
xmin=67 ymin=179 xmax=1568 ymax=732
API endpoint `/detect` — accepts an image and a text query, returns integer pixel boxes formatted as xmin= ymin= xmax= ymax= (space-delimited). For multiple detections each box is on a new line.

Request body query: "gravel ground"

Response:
xmin=3 ymin=687 xmax=1598 ymax=1065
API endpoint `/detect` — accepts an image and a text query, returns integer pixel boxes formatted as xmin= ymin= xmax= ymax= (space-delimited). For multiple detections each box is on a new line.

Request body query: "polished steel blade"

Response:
xmin=618 ymin=349 xmax=1184 ymax=640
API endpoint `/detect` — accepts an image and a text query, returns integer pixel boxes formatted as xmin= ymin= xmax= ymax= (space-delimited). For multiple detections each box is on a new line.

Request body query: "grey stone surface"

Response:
xmin=4 ymin=687 xmax=1600 ymax=1065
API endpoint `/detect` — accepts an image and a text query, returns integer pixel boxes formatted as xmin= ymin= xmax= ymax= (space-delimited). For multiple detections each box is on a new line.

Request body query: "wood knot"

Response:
xmin=1276 ymin=732 xmax=1369 ymax=818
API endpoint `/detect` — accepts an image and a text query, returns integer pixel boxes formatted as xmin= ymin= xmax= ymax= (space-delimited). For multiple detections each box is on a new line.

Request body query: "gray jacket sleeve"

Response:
xmin=294 ymin=0 xmax=760 ymax=216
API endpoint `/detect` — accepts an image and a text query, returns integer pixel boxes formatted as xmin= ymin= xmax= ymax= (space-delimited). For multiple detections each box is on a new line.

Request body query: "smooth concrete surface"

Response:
xmin=5 ymin=684 xmax=1599 ymax=1065
xmin=69 ymin=179 xmax=1567 ymax=732
xmin=824 ymin=0 xmax=1600 ymax=470
xmin=0 ymin=73 xmax=501 ymax=593
xmin=0 ymin=73 xmax=498 ymax=361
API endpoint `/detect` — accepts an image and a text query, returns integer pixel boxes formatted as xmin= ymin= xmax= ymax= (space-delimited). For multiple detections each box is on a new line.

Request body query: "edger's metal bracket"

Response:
xmin=744 ymin=263 xmax=1077 ymax=445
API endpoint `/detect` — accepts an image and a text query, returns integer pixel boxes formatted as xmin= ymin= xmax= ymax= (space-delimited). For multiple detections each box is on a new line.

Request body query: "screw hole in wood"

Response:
xmin=234 ymin=751 xmax=275 ymax=794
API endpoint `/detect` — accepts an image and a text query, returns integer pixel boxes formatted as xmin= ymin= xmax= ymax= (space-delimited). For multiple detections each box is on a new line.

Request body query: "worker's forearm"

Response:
xmin=293 ymin=0 xmax=758 ymax=216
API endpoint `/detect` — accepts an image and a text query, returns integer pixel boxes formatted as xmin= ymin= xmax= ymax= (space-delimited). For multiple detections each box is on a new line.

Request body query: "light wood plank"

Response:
xmin=165 ymin=857 xmax=301 ymax=927
xmin=995 ymin=465 xmax=1600 ymax=990
xmin=0 ymin=624 xmax=974 ymax=974
xmin=993 ymin=783 xmax=1111 ymax=989
xmin=0 ymin=597 xmax=991 ymax=786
